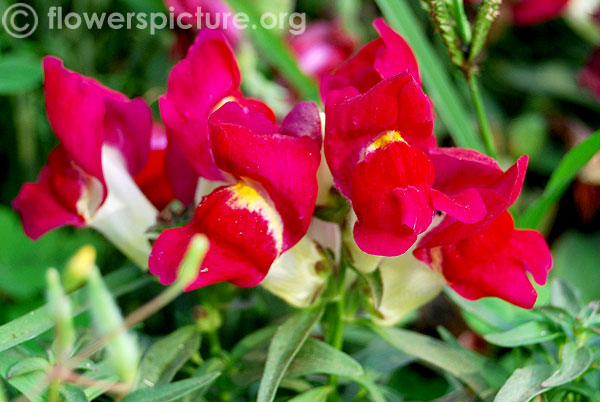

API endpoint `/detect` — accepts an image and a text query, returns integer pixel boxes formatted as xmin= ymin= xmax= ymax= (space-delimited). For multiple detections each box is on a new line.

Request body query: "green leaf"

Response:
xmin=122 ymin=373 xmax=220 ymax=402
xmin=60 ymin=384 xmax=90 ymax=402
xmin=374 ymin=326 xmax=507 ymax=399
xmin=138 ymin=326 xmax=200 ymax=388
xmin=6 ymin=357 xmax=49 ymax=379
xmin=0 ymin=347 xmax=46 ymax=402
xmin=286 ymin=338 xmax=364 ymax=378
xmin=484 ymin=321 xmax=560 ymax=347
xmin=551 ymin=279 xmax=582 ymax=315
xmin=230 ymin=326 xmax=276 ymax=362
xmin=518 ymin=129 xmax=600 ymax=229
xmin=0 ymin=54 xmax=43 ymax=95
xmin=226 ymin=0 xmax=320 ymax=103
xmin=542 ymin=343 xmax=592 ymax=388
xmin=0 ymin=266 xmax=149 ymax=353
xmin=257 ymin=306 xmax=324 ymax=402
xmin=445 ymin=289 xmax=513 ymax=332
xmin=0 ymin=207 xmax=108 ymax=300
xmin=494 ymin=364 xmax=554 ymax=402
xmin=375 ymin=0 xmax=484 ymax=151
xmin=287 ymin=386 xmax=333 ymax=402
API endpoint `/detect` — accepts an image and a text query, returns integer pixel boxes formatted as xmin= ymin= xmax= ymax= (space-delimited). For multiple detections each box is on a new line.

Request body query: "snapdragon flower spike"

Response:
xmin=321 ymin=17 xmax=420 ymax=99
xmin=14 ymin=57 xmax=153 ymax=239
xmin=414 ymin=149 xmax=552 ymax=308
xmin=160 ymin=29 xmax=274 ymax=184
xmin=149 ymin=102 xmax=321 ymax=290
xmin=325 ymin=74 xmax=486 ymax=256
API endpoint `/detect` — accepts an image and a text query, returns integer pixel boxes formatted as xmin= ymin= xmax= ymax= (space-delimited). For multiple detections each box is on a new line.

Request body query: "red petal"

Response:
xmin=325 ymin=73 xmax=434 ymax=196
xmin=160 ymin=29 xmax=241 ymax=180
xmin=209 ymin=102 xmax=321 ymax=250
xmin=372 ymin=18 xmax=421 ymax=85
xmin=425 ymin=212 xmax=552 ymax=309
xmin=13 ymin=146 xmax=91 ymax=239
xmin=149 ymin=185 xmax=281 ymax=289
xmin=43 ymin=57 xmax=152 ymax=180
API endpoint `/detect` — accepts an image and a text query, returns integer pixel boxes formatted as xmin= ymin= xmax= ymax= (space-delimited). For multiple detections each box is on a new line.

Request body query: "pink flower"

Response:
xmin=149 ymin=102 xmax=322 ymax=289
xmin=289 ymin=21 xmax=356 ymax=81
xmin=511 ymin=0 xmax=570 ymax=26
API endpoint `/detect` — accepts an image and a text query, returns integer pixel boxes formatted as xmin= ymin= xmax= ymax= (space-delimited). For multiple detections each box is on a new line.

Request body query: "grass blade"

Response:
xmin=518 ymin=129 xmax=600 ymax=229
xmin=226 ymin=0 xmax=320 ymax=104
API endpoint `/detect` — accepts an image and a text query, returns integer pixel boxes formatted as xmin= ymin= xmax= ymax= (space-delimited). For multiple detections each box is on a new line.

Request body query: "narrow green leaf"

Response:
xmin=542 ymin=343 xmax=591 ymax=388
xmin=7 ymin=357 xmax=49 ymax=379
xmin=494 ymin=364 xmax=554 ymax=402
xmin=226 ymin=0 xmax=320 ymax=103
xmin=374 ymin=326 xmax=507 ymax=399
xmin=121 ymin=373 xmax=220 ymax=402
xmin=445 ymin=289 xmax=513 ymax=332
xmin=519 ymin=129 xmax=600 ymax=229
xmin=375 ymin=0 xmax=484 ymax=151
xmin=0 ymin=54 xmax=43 ymax=94
xmin=286 ymin=338 xmax=364 ymax=378
xmin=287 ymin=386 xmax=333 ymax=402
xmin=0 ymin=266 xmax=149 ymax=353
xmin=138 ymin=326 xmax=200 ymax=389
xmin=60 ymin=384 xmax=90 ymax=402
xmin=484 ymin=321 xmax=560 ymax=347
xmin=557 ymin=383 xmax=600 ymax=400
xmin=257 ymin=306 xmax=324 ymax=402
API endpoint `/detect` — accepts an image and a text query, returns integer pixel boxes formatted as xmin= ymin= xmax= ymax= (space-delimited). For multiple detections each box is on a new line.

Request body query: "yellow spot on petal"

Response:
xmin=227 ymin=181 xmax=284 ymax=253
xmin=366 ymin=130 xmax=405 ymax=155
xmin=211 ymin=95 xmax=238 ymax=114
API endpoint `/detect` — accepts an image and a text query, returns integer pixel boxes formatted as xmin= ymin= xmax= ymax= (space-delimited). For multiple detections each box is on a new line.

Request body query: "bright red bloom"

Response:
xmin=321 ymin=18 xmax=420 ymax=99
xmin=289 ymin=21 xmax=356 ymax=81
xmin=160 ymin=29 xmax=274 ymax=182
xmin=325 ymin=74 xmax=486 ymax=256
xmin=14 ymin=57 xmax=153 ymax=239
xmin=413 ymin=148 xmax=552 ymax=307
xmin=149 ymin=102 xmax=322 ymax=289
xmin=512 ymin=0 xmax=569 ymax=25
xmin=417 ymin=212 xmax=552 ymax=308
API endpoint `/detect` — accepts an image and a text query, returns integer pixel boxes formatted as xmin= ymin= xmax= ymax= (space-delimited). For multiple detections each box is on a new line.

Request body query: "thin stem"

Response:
xmin=208 ymin=330 xmax=222 ymax=356
xmin=467 ymin=73 xmax=498 ymax=158
xmin=327 ymin=250 xmax=348 ymax=401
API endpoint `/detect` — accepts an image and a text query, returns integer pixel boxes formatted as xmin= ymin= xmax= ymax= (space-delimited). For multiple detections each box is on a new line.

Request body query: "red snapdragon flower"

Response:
xmin=413 ymin=148 xmax=552 ymax=308
xmin=160 ymin=29 xmax=274 ymax=190
xmin=149 ymin=101 xmax=321 ymax=289
xmin=288 ymin=21 xmax=356 ymax=81
xmin=14 ymin=57 xmax=153 ymax=239
xmin=324 ymin=18 xmax=552 ymax=307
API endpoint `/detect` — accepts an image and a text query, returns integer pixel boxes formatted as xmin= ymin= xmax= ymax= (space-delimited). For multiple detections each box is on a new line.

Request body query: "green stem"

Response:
xmin=467 ymin=73 xmax=498 ymax=158
xmin=48 ymin=380 xmax=60 ymax=402
xmin=327 ymin=251 xmax=348 ymax=401
xmin=208 ymin=330 xmax=222 ymax=356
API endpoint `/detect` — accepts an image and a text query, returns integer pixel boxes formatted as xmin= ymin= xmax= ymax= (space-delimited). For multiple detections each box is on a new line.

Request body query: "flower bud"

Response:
xmin=87 ymin=267 xmax=139 ymax=387
xmin=261 ymin=236 xmax=330 ymax=308
xmin=63 ymin=245 xmax=97 ymax=292
xmin=343 ymin=212 xmax=383 ymax=274
xmin=194 ymin=305 xmax=223 ymax=333
xmin=371 ymin=253 xmax=445 ymax=326
xmin=46 ymin=268 xmax=75 ymax=359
